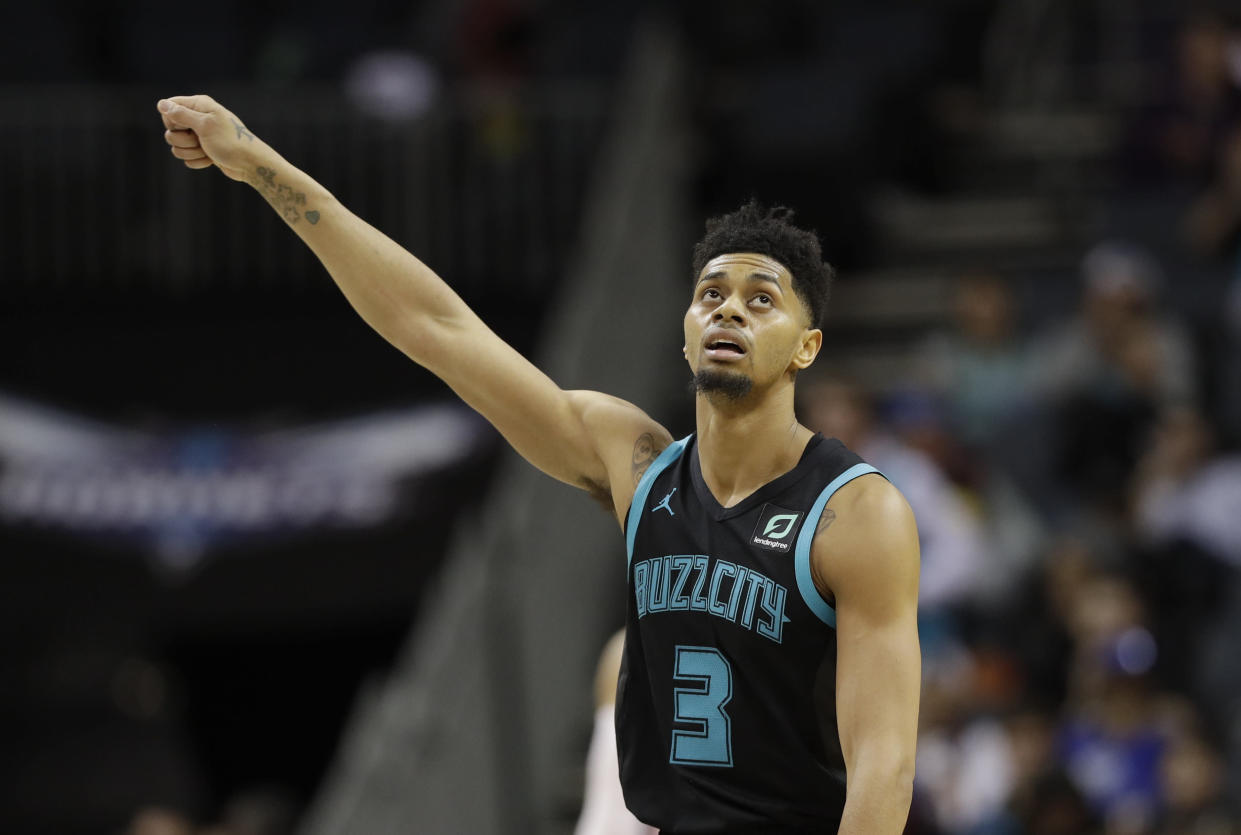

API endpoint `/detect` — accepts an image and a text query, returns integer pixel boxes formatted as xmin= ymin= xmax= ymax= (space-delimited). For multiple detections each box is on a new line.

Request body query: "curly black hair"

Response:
xmin=690 ymin=200 xmax=835 ymax=329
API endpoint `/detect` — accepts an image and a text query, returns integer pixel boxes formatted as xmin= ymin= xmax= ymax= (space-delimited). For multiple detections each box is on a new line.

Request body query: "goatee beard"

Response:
xmin=691 ymin=369 xmax=753 ymax=401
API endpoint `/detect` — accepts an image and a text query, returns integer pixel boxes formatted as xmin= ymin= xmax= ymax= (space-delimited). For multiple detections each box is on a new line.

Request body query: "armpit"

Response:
xmin=579 ymin=475 xmax=615 ymax=513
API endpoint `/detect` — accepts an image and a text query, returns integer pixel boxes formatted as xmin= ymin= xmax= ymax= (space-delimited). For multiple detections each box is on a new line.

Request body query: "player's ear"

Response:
xmin=682 ymin=344 xmax=688 ymax=358
xmin=791 ymin=329 xmax=822 ymax=371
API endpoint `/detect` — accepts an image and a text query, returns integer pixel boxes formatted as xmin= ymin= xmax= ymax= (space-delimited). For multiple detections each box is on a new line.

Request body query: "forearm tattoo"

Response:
xmin=249 ymin=165 xmax=319 ymax=225
xmin=631 ymin=433 xmax=658 ymax=485
xmin=232 ymin=117 xmax=254 ymax=141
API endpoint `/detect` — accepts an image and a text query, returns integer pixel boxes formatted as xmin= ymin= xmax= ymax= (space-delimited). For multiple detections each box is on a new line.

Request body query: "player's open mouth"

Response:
xmin=704 ymin=335 xmax=747 ymax=360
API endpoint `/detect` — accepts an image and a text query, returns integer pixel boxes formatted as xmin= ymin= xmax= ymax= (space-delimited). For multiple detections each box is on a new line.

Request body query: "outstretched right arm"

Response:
xmin=157 ymin=95 xmax=671 ymax=520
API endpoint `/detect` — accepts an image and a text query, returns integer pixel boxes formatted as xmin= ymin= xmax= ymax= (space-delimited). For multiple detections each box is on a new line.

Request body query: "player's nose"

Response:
xmin=712 ymin=292 xmax=747 ymax=324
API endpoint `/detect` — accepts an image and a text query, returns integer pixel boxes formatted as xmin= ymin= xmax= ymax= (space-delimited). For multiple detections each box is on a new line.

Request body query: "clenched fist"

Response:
xmin=158 ymin=95 xmax=264 ymax=182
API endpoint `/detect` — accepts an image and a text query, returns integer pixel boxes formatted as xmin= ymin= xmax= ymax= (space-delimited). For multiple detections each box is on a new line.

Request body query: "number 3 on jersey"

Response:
xmin=670 ymin=645 xmax=734 ymax=767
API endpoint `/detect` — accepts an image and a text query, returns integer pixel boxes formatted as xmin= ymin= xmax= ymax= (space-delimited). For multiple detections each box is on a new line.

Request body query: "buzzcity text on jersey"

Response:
xmin=631 ymin=555 xmax=790 ymax=644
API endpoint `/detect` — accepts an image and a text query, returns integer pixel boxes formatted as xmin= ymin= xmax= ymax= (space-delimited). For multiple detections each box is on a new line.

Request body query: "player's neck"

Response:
xmin=694 ymin=388 xmax=813 ymax=509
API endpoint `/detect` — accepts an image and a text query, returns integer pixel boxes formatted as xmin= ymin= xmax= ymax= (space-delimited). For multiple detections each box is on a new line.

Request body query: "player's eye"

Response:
xmin=702 ymin=288 xmax=721 ymax=300
xmin=754 ymin=294 xmax=772 ymax=306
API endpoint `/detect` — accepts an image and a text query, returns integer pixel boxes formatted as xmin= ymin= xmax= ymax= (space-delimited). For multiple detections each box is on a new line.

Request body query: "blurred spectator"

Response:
xmin=1124 ymin=12 xmax=1241 ymax=189
xmin=1184 ymin=123 xmax=1241 ymax=257
xmin=920 ymin=269 xmax=1031 ymax=451
xmin=1132 ymin=406 xmax=1241 ymax=568
xmin=1164 ymin=13 xmax=1241 ymax=261
xmin=800 ymin=376 xmax=989 ymax=615
xmin=1033 ymin=241 xmax=1196 ymax=406
xmin=1052 ymin=572 xmax=1187 ymax=832
xmin=129 ymin=788 xmax=296 ymax=835
xmin=918 ymin=712 xmax=1013 ymax=829
xmin=211 ymin=789 xmax=297 ymax=835
xmin=1000 ymin=536 xmax=1110 ymax=726
xmin=1158 ymin=731 xmax=1235 ymax=834
xmin=916 ymin=660 xmax=1047 ymax=832
xmin=1029 ymin=242 xmax=1198 ymax=518
xmin=1192 ymin=584 xmax=1241 ymax=816
xmin=1062 ymin=574 xmax=1155 ymax=700
xmin=919 ymin=706 xmax=1068 ymax=835
xmin=1131 ymin=410 xmax=1241 ymax=799
xmin=1005 ymin=770 xmax=1101 ymax=835
xmin=888 ymin=386 xmax=1046 ymax=611
xmin=126 ymin=807 xmax=195 ymax=835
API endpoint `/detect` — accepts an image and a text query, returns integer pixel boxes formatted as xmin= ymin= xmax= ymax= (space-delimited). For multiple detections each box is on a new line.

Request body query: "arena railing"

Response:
xmin=0 ymin=82 xmax=608 ymax=299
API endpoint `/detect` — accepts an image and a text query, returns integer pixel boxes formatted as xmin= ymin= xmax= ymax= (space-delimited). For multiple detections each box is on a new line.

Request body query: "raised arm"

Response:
xmin=156 ymin=95 xmax=671 ymax=521
xmin=813 ymin=475 xmax=920 ymax=834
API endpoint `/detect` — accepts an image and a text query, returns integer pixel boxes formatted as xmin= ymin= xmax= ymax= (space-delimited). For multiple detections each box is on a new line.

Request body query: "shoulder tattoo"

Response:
xmin=816 ymin=507 xmax=837 ymax=535
xmin=631 ymin=432 xmax=659 ymax=485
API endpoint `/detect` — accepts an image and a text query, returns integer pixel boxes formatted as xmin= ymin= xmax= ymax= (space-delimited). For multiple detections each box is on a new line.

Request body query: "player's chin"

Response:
xmin=691 ymin=368 xmax=753 ymax=401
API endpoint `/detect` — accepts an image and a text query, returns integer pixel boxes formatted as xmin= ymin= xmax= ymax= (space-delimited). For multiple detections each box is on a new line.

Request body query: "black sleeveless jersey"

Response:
xmin=617 ymin=433 xmax=881 ymax=834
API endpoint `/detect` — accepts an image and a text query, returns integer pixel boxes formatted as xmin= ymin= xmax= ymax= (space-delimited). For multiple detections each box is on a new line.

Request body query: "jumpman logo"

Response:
xmin=652 ymin=488 xmax=677 ymax=516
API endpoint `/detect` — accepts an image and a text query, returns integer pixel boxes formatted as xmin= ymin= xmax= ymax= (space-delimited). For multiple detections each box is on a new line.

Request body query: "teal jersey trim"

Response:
xmin=626 ymin=436 xmax=692 ymax=568
xmin=793 ymin=462 xmax=881 ymax=629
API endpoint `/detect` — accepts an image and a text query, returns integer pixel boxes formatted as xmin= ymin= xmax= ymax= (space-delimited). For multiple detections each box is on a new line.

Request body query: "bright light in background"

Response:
xmin=345 ymin=50 xmax=439 ymax=122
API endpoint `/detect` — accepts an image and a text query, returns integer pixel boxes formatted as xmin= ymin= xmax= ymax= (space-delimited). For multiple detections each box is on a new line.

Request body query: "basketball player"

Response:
xmin=156 ymin=95 xmax=921 ymax=833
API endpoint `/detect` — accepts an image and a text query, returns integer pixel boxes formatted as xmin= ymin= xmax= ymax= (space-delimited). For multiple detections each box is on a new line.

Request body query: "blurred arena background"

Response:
xmin=2 ymin=1 xmax=1241 ymax=833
